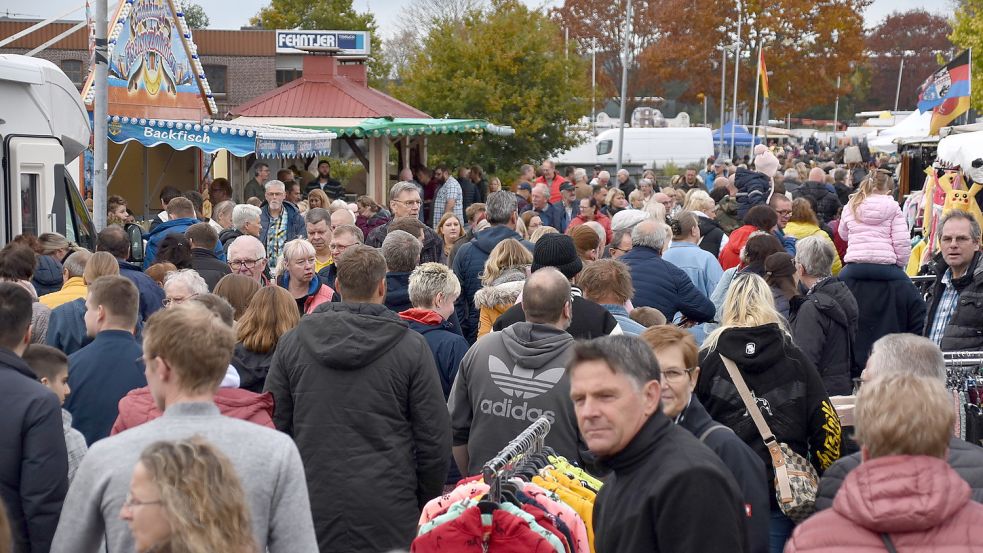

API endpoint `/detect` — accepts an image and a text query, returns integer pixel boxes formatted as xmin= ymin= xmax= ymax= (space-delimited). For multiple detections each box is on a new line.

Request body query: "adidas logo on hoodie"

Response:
xmin=479 ymin=355 xmax=562 ymax=423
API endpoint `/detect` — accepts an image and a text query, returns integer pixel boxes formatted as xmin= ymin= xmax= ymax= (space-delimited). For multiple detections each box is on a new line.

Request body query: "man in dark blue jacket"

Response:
xmin=0 ymin=283 xmax=68 ymax=553
xmin=259 ymin=180 xmax=307 ymax=272
xmin=65 ymin=276 xmax=146 ymax=445
xmin=541 ymin=182 xmax=579 ymax=233
xmin=382 ymin=230 xmax=422 ymax=314
xmin=452 ymin=191 xmax=532 ymax=342
xmin=621 ymin=219 xmax=715 ymax=323
xmin=96 ymin=226 xmax=164 ymax=321
xmin=143 ymin=197 xmax=224 ymax=269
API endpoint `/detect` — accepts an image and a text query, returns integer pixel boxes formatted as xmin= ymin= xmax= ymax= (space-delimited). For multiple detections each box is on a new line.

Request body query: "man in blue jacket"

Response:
xmin=620 ymin=219 xmax=715 ymax=323
xmin=259 ymin=180 xmax=307 ymax=272
xmin=65 ymin=275 xmax=146 ymax=445
xmin=0 ymin=283 xmax=68 ymax=553
xmin=96 ymin=226 xmax=164 ymax=321
xmin=452 ymin=191 xmax=532 ymax=342
xmin=143 ymin=197 xmax=224 ymax=268
xmin=542 ymin=182 xmax=579 ymax=233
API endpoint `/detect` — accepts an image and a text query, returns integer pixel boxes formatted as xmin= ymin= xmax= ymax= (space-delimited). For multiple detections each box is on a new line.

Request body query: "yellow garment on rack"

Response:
xmin=548 ymin=456 xmax=604 ymax=493
xmin=907 ymin=240 xmax=928 ymax=276
xmin=537 ymin=469 xmax=596 ymax=503
xmin=533 ymin=475 xmax=596 ymax=553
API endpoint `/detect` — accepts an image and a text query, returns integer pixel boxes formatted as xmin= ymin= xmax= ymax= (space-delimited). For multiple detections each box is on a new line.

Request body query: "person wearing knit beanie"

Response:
xmin=753 ymin=144 xmax=780 ymax=178
xmin=531 ymin=233 xmax=583 ymax=279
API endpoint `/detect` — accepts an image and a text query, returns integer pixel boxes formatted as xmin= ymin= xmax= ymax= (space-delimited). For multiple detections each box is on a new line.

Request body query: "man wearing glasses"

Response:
xmin=641 ymin=326 xmax=769 ymax=553
xmin=924 ymin=210 xmax=983 ymax=351
xmin=227 ymin=236 xmax=270 ymax=285
xmin=316 ymin=224 xmax=363 ymax=290
xmin=367 ymin=181 xmax=445 ymax=264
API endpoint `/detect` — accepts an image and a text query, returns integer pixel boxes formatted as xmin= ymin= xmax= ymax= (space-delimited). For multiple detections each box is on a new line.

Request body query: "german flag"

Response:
xmin=759 ymin=48 xmax=769 ymax=100
xmin=917 ymin=50 xmax=972 ymax=135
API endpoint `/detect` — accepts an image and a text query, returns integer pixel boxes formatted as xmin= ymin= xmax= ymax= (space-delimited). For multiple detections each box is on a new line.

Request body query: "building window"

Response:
xmin=276 ymin=69 xmax=302 ymax=87
xmin=61 ymin=60 xmax=83 ymax=87
xmin=202 ymin=64 xmax=227 ymax=96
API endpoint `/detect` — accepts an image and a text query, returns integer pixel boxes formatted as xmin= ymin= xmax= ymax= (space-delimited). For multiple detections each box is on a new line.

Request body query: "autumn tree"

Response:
xmin=394 ymin=0 xmax=589 ymax=171
xmin=251 ymin=0 xmax=391 ymax=88
xmin=950 ymin=0 xmax=983 ymax=111
xmin=385 ymin=0 xmax=489 ymax=82
xmin=861 ymin=10 xmax=954 ymax=111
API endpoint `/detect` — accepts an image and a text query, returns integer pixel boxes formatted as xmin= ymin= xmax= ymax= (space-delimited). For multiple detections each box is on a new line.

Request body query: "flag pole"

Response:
xmin=751 ymin=42 xmax=761 ymax=143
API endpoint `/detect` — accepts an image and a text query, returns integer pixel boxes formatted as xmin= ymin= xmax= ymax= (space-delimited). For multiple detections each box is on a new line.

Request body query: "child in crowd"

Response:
xmin=838 ymin=168 xmax=911 ymax=268
xmin=22 ymin=344 xmax=88 ymax=484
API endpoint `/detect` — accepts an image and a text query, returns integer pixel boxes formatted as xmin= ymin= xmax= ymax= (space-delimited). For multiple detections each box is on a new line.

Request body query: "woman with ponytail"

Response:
xmin=837 ymin=169 xmax=910 ymax=268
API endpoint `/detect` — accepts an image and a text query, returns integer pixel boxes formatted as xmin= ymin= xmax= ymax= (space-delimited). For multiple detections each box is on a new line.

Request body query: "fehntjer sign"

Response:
xmin=275 ymin=30 xmax=370 ymax=56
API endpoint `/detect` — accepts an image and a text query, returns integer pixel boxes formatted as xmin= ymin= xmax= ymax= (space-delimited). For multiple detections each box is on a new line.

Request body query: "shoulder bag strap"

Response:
xmin=881 ymin=533 xmax=898 ymax=553
xmin=698 ymin=424 xmax=732 ymax=443
xmin=719 ymin=354 xmax=794 ymax=503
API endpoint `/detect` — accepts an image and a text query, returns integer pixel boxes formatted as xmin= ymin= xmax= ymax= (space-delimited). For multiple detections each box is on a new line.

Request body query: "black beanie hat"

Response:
xmin=531 ymin=233 xmax=583 ymax=279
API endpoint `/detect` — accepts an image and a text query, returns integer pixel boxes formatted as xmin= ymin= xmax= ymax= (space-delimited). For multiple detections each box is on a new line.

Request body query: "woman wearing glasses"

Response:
xmin=121 ymin=436 xmax=256 ymax=553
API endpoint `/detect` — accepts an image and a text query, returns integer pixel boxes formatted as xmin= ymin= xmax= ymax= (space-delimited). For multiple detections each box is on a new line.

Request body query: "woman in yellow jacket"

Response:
xmin=784 ymin=198 xmax=843 ymax=275
xmin=472 ymin=239 xmax=532 ymax=338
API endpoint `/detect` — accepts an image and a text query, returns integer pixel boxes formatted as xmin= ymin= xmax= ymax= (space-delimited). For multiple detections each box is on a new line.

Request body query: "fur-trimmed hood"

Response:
xmin=473 ymin=269 xmax=527 ymax=309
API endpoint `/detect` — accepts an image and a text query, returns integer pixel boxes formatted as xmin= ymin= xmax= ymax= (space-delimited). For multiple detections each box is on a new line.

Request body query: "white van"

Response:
xmin=0 ymin=55 xmax=94 ymax=248
xmin=595 ymin=127 xmax=714 ymax=169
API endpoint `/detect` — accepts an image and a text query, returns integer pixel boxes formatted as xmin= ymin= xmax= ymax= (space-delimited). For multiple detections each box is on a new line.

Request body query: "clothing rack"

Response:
xmin=482 ymin=417 xmax=551 ymax=503
xmin=942 ymin=352 xmax=983 ymax=444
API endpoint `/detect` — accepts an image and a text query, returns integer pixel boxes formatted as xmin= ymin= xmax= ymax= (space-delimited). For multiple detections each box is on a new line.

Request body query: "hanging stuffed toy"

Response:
xmin=938 ymin=167 xmax=983 ymax=229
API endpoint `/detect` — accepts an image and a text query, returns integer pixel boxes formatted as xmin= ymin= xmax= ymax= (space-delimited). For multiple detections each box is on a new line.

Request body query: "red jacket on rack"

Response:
xmin=412 ymin=505 xmax=556 ymax=553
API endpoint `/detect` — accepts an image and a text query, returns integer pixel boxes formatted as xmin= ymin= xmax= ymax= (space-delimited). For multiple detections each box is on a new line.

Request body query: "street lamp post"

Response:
xmin=729 ymin=0 xmax=743 ymax=161
xmin=719 ymin=44 xmax=728 ymax=155
xmin=616 ymin=0 xmax=632 ymax=173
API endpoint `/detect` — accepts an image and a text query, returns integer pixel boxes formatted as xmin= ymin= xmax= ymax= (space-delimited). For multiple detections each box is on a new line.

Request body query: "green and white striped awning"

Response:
xmin=232 ymin=116 xmax=515 ymax=139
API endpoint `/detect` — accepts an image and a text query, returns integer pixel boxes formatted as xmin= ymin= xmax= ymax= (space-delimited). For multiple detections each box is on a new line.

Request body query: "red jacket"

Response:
xmin=111 ymin=386 xmax=275 ymax=434
xmin=787 ymin=455 xmax=983 ymax=552
xmin=567 ymin=212 xmax=613 ymax=245
xmin=411 ymin=505 xmax=556 ymax=552
xmin=536 ymin=174 xmax=566 ymax=203
xmin=718 ymin=224 xmax=758 ymax=270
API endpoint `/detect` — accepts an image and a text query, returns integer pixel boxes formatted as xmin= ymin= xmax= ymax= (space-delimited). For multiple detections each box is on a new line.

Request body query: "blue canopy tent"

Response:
xmin=712 ymin=122 xmax=762 ymax=147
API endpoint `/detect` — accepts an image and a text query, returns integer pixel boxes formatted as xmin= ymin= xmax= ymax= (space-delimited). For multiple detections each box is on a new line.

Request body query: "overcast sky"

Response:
xmin=2 ymin=0 xmax=949 ymax=39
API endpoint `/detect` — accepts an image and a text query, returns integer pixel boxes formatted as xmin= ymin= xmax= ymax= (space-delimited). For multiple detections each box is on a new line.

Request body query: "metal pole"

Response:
xmin=832 ymin=74 xmax=841 ymax=148
xmin=894 ymin=57 xmax=905 ymax=112
xmin=719 ymin=46 xmax=727 ymax=155
xmin=93 ymin=0 xmax=108 ymax=232
xmin=616 ymin=0 xmax=632 ymax=173
xmin=703 ymin=94 xmax=708 ymax=126
xmin=729 ymin=0 xmax=743 ymax=161
xmin=591 ymin=40 xmax=596 ymax=136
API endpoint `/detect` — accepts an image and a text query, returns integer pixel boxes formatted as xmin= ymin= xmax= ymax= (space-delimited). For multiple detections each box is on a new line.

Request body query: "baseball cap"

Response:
xmin=559 ymin=182 xmax=575 ymax=192
xmin=518 ymin=182 xmax=532 ymax=192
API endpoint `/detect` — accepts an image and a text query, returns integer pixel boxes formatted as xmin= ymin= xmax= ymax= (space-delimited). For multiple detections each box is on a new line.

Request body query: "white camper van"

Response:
xmin=0 ymin=55 xmax=94 ymax=248
xmin=595 ymin=127 xmax=714 ymax=169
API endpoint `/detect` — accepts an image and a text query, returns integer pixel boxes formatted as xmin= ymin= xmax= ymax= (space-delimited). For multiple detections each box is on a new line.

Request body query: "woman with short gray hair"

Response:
xmin=276 ymin=238 xmax=337 ymax=315
xmin=789 ymin=235 xmax=860 ymax=396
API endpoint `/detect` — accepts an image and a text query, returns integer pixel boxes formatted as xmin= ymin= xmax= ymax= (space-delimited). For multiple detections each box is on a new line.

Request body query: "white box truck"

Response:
xmin=0 ymin=54 xmax=95 ymax=248
xmin=594 ymin=127 xmax=714 ymax=169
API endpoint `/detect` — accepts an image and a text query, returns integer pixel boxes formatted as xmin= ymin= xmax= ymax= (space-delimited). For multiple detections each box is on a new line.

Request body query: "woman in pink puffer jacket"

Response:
xmin=786 ymin=373 xmax=983 ymax=553
xmin=838 ymin=169 xmax=911 ymax=267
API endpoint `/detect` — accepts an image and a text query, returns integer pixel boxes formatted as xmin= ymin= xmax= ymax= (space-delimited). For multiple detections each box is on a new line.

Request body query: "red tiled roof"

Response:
xmin=232 ymin=56 xmax=428 ymax=119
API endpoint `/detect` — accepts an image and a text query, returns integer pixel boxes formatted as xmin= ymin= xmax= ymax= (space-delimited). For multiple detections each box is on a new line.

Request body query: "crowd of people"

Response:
xmin=2 ymin=143 xmax=983 ymax=553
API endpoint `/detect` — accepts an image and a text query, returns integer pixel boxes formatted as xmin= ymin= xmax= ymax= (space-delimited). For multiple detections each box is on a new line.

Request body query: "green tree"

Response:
xmin=394 ymin=0 xmax=589 ymax=171
xmin=251 ymin=0 xmax=391 ymax=88
xmin=179 ymin=1 xmax=209 ymax=29
xmin=950 ymin=0 xmax=983 ymax=111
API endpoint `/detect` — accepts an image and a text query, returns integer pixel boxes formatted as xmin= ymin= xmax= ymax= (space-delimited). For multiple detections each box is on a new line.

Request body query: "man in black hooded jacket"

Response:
xmin=265 ymin=245 xmax=450 ymax=553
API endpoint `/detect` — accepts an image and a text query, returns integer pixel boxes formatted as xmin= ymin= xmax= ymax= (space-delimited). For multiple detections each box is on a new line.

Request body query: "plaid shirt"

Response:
xmin=433 ymin=176 xmax=464 ymax=229
xmin=63 ymin=408 xmax=88 ymax=484
xmin=928 ymin=269 xmax=960 ymax=346
xmin=266 ymin=211 xmax=287 ymax=269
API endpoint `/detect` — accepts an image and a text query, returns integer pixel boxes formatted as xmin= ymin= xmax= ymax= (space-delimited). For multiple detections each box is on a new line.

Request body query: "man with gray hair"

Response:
xmin=452 ymin=190 xmax=532 ymax=342
xmin=227 ymin=235 xmax=269 ymax=284
xmin=318 ymin=224 xmax=363 ymax=289
xmin=449 ymin=267 xmax=583 ymax=475
xmin=221 ymin=204 xmax=262 ymax=256
xmin=815 ymin=333 xmax=983 ymax=510
xmin=40 ymin=250 xmax=91 ymax=309
xmin=260 ymin=180 xmax=306 ymax=271
xmin=366 ymin=181 xmax=445 ymax=264
xmin=620 ymin=219 xmax=715 ymax=323
xmin=567 ymin=335 xmax=748 ymax=552
xmin=790 ymin=234 xmax=859 ymax=395
xmin=382 ymin=230 xmax=423 ymax=313
xmin=616 ymin=168 xmax=636 ymax=197
xmin=923 ymin=210 xmax=983 ymax=351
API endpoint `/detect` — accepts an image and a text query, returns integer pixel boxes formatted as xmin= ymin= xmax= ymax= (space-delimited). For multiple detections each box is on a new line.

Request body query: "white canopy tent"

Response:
xmin=867 ymin=110 xmax=933 ymax=154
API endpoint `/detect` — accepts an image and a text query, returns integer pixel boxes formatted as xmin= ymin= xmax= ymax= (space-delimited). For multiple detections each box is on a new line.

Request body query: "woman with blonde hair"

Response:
xmin=696 ymin=272 xmax=840 ymax=551
xmin=122 ymin=436 xmax=256 ymax=553
xmin=784 ymin=198 xmax=842 ymax=274
xmin=233 ymin=286 xmax=301 ymax=392
xmin=529 ymin=225 xmax=558 ymax=243
xmin=603 ymin=187 xmax=629 ymax=217
xmin=306 ymin=188 xmax=330 ymax=210
xmin=684 ymin=189 xmax=728 ymax=257
xmin=472 ymin=238 xmax=532 ymax=338
xmin=436 ymin=212 xmax=464 ymax=258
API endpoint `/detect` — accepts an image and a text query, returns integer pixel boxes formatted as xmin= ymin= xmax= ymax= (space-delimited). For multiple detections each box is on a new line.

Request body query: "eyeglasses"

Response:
xmin=610 ymin=245 xmax=632 ymax=253
xmin=661 ymin=367 xmax=696 ymax=383
xmin=162 ymin=293 xmax=198 ymax=307
xmin=228 ymin=258 xmax=263 ymax=270
xmin=122 ymin=494 xmax=163 ymax=509
xmin=393 ymin=199 xmax=422 ymax=207
xmin=776 ymin=210 xmax=792 ymax=217
xmin=940 ymin=235 xmax=974 ymax=245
